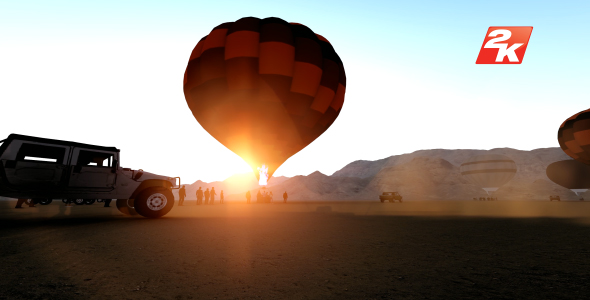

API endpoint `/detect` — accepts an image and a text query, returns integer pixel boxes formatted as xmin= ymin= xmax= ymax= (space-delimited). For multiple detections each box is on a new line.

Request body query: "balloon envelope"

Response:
xmin=460 ymin=154 xmax=517 ymax=193
xmin=558 ymin=108 xmax=590 ymax=164
xmin=546 ymin=160 xmax=590 ymax=190
xmin=183 ymin=17 xmax=346 ymax=181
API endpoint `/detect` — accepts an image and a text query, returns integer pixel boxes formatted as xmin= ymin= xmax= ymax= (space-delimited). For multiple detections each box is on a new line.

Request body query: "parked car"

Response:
xmin=379 ymin=192 xmax=403 ymax=203
xmin=0 ymin=134 xmax=180 ymax=218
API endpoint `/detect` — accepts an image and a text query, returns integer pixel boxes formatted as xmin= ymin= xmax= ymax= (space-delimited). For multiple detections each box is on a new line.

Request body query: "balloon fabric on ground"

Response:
xmin=558 ymin=108 xmax=590 ymax=165
xmin=459 ymin=154 xmax=517 ymax=195
xmin=183 ymin=17 xmax=346 ymax=182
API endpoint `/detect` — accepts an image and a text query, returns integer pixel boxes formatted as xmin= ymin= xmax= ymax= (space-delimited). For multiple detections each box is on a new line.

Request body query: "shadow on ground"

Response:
xmin=1 ymin=201 xmax=590 ymax=299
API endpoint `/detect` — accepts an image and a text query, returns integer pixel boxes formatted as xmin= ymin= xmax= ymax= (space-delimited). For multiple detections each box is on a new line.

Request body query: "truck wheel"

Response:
xmin=84 ymin=199 xmax=96 ymax=205
xmin=134 ymin=188 xmax=174 ymax=218
xmin=74 ymin=199 xmax=85 ymax=205
xmin=116 ymin=199 xmax=137 ymax=216
xmin=62 ymin=199 xmax=68 ymax=203
xmin=25 ymin=199 xmax=32 ymax=205
xmin=38 ymin=199 xmax=53 ymax=205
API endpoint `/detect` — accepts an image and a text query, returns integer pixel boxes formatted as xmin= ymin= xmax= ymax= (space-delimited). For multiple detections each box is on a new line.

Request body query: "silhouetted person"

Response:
xmin=245 ymin=190 xmax=251 ymax=204
xmin=220 ymin=190 xmax=224 ymax=204
xmin=257 ymin=190 xmax=262 ymax=203
xmin=179 ymin=186 xmax=186 ymax=206
xmin=104 ymin=199 xmax=112 ymax=207
xmin=210 ymin=187 xmax=216 ymax=204
xmin=196 ymin=187 xmax=203 ymax=205
xmin=283 ymin=191 xmax=288 ymax=203
xmin=15 ymin=198 xmax=27 ymax=208
xmin=204 ymin=188 xmax=210 ymax=205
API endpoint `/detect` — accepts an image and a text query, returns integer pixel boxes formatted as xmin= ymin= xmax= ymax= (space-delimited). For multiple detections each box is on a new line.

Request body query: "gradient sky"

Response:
xmin=1 ymin=0 xmax=589 ymax=183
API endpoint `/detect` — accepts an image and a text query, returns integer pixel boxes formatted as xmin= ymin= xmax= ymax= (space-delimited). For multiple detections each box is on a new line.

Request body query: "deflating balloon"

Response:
xmin=460 ymin=154 xmax=517 ymax=194
xmin=183 ymin=17 xmax=346 ymax=181
xmin=558 ymin=108 xmax=590 ymax=164
xmin=546 ymin=160 xmax=590 ymax=193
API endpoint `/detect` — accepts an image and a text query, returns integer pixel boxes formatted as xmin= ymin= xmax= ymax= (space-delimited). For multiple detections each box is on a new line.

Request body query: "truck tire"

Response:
xmin=116 ymin=199 xmax=137 ymax=216
xmin=74 ymin=199 xmax=85 ymax=205
xmin=84 ymin=199 xmax=96 ymax=205
xmin=25 ymin=199 xmax=32 ymax=205
xmin=134 ymin=188 xmax=174 ymax=218
xmin=62 ymin=199 xmax=68 ymax=203
xmin=39 ymin=199 xmax=53 ymax=205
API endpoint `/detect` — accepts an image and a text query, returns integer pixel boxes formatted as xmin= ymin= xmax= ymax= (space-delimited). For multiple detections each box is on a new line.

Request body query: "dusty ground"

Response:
xmin=1 ymin=200 xmax=590 ymax=299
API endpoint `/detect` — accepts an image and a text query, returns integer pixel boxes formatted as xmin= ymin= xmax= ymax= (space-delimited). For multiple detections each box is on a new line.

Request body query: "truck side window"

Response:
xmin=16 ymin=143 xmax=66 ymax=164
xmin=77 ymin=150 xmax=114 ymax=167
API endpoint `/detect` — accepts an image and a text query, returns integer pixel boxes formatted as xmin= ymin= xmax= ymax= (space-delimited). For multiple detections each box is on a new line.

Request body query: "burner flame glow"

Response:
xmin=257 ymin=164 xmax=268 ymax=186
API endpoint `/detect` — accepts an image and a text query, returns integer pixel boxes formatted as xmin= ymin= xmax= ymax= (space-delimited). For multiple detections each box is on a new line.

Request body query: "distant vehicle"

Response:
xmin=379 ymin=192 xmax=403 ymax=203
xmin=549 ymin=195 xmax=561 ymax=201
xmin=0 ymin=134 xmax=180 ymax=218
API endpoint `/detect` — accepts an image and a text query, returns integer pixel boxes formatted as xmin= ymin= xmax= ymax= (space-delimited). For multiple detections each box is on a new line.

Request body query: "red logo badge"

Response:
xmin=476 ymin=26 xmax=533 ymax=64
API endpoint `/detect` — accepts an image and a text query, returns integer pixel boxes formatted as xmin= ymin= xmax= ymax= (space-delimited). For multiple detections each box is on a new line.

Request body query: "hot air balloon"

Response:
xmin=183 ymin=17 xmax=346 ymax=185
xmin=546 ymin=160 xmax=590 ymax=198
xmin=558 ymin=108 xmax=590 ymax=164
xmin=460 ymin=154 xmax=517 ymax=195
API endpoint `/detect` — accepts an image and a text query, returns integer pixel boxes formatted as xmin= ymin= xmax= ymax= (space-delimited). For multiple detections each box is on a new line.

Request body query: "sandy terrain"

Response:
xmin=1 ymin=200 xmax=590 ymax=299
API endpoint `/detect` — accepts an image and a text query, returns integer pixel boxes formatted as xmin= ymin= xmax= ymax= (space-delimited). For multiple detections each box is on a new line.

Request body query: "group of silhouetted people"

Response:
xmin=177 ymin=185 xmax=289 ymax=205
xmin=244 ymin=190 xmax=288 ymax=203
xmin=256 ymin=190 xmax=273 ymax=203
xmin=473 ymin=197 xmax=497 ymax=201
xmin=178 ymin=185 xmax=224 ymax=206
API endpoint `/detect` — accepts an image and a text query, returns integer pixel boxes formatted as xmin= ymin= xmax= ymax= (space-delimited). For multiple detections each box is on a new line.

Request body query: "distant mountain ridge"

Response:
xmin=179 ymin=147 xmax=585 ymax=201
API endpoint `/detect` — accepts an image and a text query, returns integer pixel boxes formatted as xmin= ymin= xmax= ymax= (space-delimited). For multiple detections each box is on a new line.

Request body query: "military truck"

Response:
xmin=379 ymin=192 xmax=403 ymax=203
xmin=0 ymin=134 xmax=180 ymax=218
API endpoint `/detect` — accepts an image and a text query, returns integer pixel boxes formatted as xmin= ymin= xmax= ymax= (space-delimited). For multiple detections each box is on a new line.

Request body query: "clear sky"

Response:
xmin=1 ymin=0 xmax=589 ymax=183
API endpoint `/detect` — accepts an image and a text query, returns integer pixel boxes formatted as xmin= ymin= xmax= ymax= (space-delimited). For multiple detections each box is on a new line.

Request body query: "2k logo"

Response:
xmin=476 ymin=27 xmax=533 ymax=64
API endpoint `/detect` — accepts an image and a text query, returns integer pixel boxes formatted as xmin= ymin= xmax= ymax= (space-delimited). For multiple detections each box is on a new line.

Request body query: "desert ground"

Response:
xmin=1 ymin=200 xmax=590 ymax=299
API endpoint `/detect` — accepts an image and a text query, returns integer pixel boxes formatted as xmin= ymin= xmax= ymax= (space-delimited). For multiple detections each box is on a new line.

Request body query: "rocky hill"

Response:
xmin=182 ymin=147 xmax=588 ymax=201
